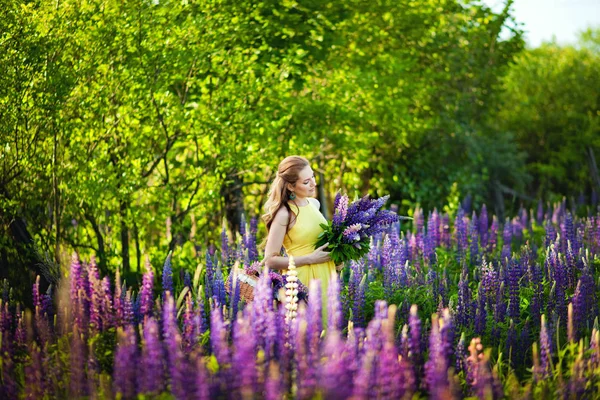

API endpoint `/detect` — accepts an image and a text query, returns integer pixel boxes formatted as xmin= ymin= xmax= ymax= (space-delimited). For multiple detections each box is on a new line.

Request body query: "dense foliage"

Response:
xmin=1 ymin=199 xmax=600 ymax=398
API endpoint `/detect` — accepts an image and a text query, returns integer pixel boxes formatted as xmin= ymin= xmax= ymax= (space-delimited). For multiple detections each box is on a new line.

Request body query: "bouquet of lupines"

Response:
xmin=315 ymin=193 xmax=404 ymax=264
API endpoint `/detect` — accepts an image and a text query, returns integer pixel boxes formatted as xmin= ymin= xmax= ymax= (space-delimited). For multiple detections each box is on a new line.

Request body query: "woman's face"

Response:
xmin=292 ymin=166 xmax=317 ymax=199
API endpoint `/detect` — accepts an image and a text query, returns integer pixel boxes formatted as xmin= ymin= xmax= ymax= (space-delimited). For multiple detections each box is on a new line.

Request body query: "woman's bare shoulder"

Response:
xmin=273 ymin=206 xmax=290 ymax=222
xmin=308 ymin=197 xmax=320 ymax=208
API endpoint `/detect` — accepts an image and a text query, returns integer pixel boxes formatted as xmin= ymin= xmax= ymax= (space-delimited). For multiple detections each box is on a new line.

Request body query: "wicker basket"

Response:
xmin=225 ymin=269 xmax=259 ymax=303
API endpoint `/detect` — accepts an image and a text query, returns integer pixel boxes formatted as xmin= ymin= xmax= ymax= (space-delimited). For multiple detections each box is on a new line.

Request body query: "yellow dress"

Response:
xmin=283 ymin=201 xmax=337 ymax=323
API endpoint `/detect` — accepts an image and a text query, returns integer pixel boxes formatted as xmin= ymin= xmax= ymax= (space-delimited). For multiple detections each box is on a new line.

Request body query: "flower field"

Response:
xmin=1 ymin=201 xmax=600 ymax=399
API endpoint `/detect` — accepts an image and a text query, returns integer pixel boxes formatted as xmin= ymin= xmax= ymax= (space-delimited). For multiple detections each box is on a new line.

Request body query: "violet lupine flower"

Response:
xmin=69 ymin=325 xmax=88 ymax=398
xmin=333 ymin=194 xmax=348 ymax=227
xmin=455 ymin=208 xmax=468 ymax=263
xmin=210 ymin=304 xmax=231 ymax=369
xmin=33 ymin=275 xmax=41 ymax=310
xmin=441 ymin=213 xmax=451 ymax=248
xmin=424 ymin=213 xmax=437 ymax=264
xmin=494 ymin=281 xmax=506 ymax=325
xmin=455 ymin=332 xmax=467 ymax=374
xmin=163 ymin=293 xmax=191 ymax=400
xmin=182 ymin=294 xmax=199 ymax=354
xmin=113 ymin=325 xmax=138 ymax=399
xmin=327 ymin=271 xmax=343 ymax=334
xmin=469 ymin=213 xmax=479 ymax=265
xmin=537 ymin=314 xmax=553 ymax=381
xmin=479 ymin=205 xmax=489 ymax=247
xmin=307 ymin=280 xmax=323 ymax=352
xmin=232 ymin=313 xmax=258 ymax=398
xmin=507 ymin=258 xmax=521 ymax=324
xmin=409 ymin=305 xmax=423 ymax=386
xmin=113 ymin=269 xmax=124 ymax=327
xmin=343 ymin=223 xmax=363 ymax=243
xmin=265 ymin=361 xmax=284 ymax=400
xmin=123 ymin=289 xmax=135 ymax=326
xmin=98 ymin=276 xmax=114 ymax=330
xmin=246 ymin=217 xmax=259 ymax=263
xmin=415 ymin=206 xmax=424 ymax=252
xmin=221 ymin=225 xmax=230 ymax=267
xmin=505 ymin=319 xmax=517 ymax=367
xmin=251 ymin=265 xmax=275 ymax=360
xmin=139 ymin=257 xmax=155 ymax=318
xmin=195 ymin=357 xmax=211 ymax=400
xmin=431 ymin=209 xmax=441 ymax=247
xmin=572 ymin=267 xmax=597 ymax=339
xmin=295 ymin=307 xmax=317 ymax=399
xmin=488 ymin=216 xmax=498 ymax=251
xmin=25 ymin=343 xmax=44 ymax=399
xmin=375 ymin=320 xmax=404 ymax=399
xmin=139 ymin=317 xmax=165 ymax=395
xmin=424 ymin=314 xmax=450 ymax=397
xmin=457 ymin=267 xmax=472 ymax=328
xmin=319 ymin=330 xmax=352 ymax=399
xmin=474 ymin=282 xmax=487 ymax=337
xmin=162 ymin=251 xmax=174 ymax=298
xmin=213 ymin=265 xmax=227 ymax=307
xmin=352 ymin=274 xmax=367 ymax=328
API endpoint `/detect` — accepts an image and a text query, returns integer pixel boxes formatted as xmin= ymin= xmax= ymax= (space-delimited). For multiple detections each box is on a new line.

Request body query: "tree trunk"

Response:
xmin=120 ymin=201 xmax=130 ymax=275
xmin=221 ymin=171 xmax=245 ymax=243
xmin=587 ymin=146 xmax=600 ymax=194
xmin=133 ymin=220 xmax=141 ymax=272
xmin=84 ymin=210 xmax=107 ymax=272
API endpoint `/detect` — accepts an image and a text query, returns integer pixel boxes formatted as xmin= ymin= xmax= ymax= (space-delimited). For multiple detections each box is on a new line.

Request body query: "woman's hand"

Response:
xmin=310 ymin=242 xmax=332 ymax=264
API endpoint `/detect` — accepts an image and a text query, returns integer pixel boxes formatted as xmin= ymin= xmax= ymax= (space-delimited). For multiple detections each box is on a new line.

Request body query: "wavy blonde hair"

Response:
xmin=260 ymin=156 xmax=310 ymax=249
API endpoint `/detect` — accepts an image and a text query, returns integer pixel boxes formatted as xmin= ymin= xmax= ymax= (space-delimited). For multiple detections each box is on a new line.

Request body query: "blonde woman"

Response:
xmin=261 ymin=156 xmax=335 ymax=317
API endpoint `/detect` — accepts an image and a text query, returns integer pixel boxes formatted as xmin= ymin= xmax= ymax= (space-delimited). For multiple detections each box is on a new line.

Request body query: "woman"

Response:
xmin=261 ymin=156 xmax=336 ymax=319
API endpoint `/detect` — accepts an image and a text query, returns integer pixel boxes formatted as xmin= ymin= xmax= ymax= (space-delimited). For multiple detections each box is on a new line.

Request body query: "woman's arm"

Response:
xmin=264 ymin=207 xmax=330 ymax=270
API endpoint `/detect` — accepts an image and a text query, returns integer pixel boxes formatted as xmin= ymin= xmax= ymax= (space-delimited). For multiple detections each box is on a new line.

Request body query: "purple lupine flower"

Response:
xmin=424 ymin=212 xmax=437 ymax=264
xmin=251 ymin=265 xmax=275 ymax=360
xmin=409 ymin=305 xmax=422 ymax=386
xmin=113 ymin=325 xmax=138 ymax=398
xmin=33 ymin=275 xmax=41 ymax=310
xmin=139 ymin=257 xmax=155 ymax=318
xmin=232 ymin=312 xmax=258 ymax=397
xmin=441 ymin=213 xmax=451 ymax=248
xmin=114 ymin=269 xmax=124 ymax=327
xmin=210 ymin=304 xmax=230 ymax=368
xmin=213 ymin=265 xmax=227 ymax=307
xmin=69 ymin=325 xmax=88 ymax=397
xmin=455 ymin=208 xmax=468 ymax=263
xmin=295 ymin=306 xmax=317 ymax=399
xmin=488 ymin=216 xmax=498 ymax=251
xmin=265 ymin=361 xmax=284 ymax=400
xmin=506 ymin=319 xmax=517 ymax=368
xmin=415 ymin=206 xmax=424 ymax=252
xmin=195 ymin=357 xmax=211 ymax=400
xmin=469 ymin=213 xmax=479 ymax=265
xmin=431 ymin=209 xmax=441 ymax=247
xmin=246 ymin=216 xmax=259 ymax=263
xmin=307 ymin=279 xmax=323 ymax=356
xmin=457 ymin=267 xmax=472 ymax=328
xmin=25 ymin=343 xmax=44 ymax=399
xmin=572 ymin=266 xmax=597 ymax=339
xmin=474 ymin=282 xmax=487 ymax=336
xmin=221 ymin=225 xmax=230 ymax=267
xmin=139 ymin=317 xmax=165 ymax=395
xmin=342 ymin=223 xmax=362 ymax=243
xmin=352 ymin=274 xmax=366 ymax=328
xmin=507 ymin=257 xmax=521 ymax=324
xmin=455 ymin=332 xmax=467 ymax=374
xmin=319 ymin=330 xmax=352 ymax=399
xmin=375 ymin=318 xmax=404 ymax=399
xmin=162 ymin=251 xmax=174 ymax=298
xmin=536 ymin=200 xmax=544 ymax=225
xmin=479 ymin=205 xmax=489 ymax=248
xmin=100 ymin=276 xmax=114 ymax=330
xmin=184 ymin=271 xmax=192 ymax=289
xmin=424 ymin=314 xmax=450 ymax=397
xmin=163 ymin=292 xmax=191 ymax=399
xmin=123 ymin=289 xmax=135 ymax=326
xmin=327 ymin=271 xmax=343 ymax=333
xmin=538 ymin=314 xmax=552 ymax=380
xmin=333 ymin=194 xmax=348 ymax=227
xmin=182 ymin=293 xmax=199 ymax=354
